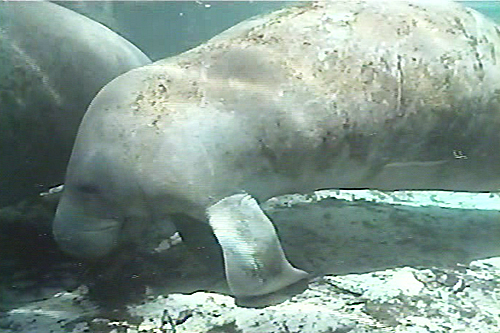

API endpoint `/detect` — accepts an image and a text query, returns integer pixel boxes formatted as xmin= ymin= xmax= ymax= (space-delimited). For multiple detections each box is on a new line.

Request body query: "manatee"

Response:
xmin=53 ymin=0 xmax=500 ymax=299
xmin=0 ymin=2 xmax=151 ymax=207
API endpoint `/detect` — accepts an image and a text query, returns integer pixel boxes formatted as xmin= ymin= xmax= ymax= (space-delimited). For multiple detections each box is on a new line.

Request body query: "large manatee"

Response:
xmin=0 ymin=2 xmax=151 ymax=207
xmin=54 ymin=0 xmax=500 ymax=299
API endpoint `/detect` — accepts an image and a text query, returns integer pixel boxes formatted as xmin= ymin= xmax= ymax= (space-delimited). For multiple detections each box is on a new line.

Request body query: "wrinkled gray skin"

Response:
xmin=0 ymin=2 xmax=151 ymax=207
xmin=54 ymin=0 xmax=500 ymax=297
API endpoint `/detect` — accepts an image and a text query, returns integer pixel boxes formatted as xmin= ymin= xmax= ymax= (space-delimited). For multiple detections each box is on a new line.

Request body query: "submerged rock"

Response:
xmin=1 ymin=257 xmax=498 ymax=332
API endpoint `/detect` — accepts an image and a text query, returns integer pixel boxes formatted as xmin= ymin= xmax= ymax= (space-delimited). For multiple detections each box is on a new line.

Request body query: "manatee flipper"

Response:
xmin=207 ymin=193 xmax=309 ymax=297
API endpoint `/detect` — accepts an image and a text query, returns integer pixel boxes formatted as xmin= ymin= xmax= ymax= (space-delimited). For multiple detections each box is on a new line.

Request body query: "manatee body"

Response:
xmin=54 ymin=0 xmax=500 ymax=299
xmin=0 ymin=2 xmax=151 ymax=207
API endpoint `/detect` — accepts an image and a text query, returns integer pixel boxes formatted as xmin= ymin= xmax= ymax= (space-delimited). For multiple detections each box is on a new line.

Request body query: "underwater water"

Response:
xmin=1 ymin=1 xmax=500 ymax=332
xmin=463 ymin=1 xmax=500 ymax=22
xmin=56 ymin=1 xmax=289 ymax=61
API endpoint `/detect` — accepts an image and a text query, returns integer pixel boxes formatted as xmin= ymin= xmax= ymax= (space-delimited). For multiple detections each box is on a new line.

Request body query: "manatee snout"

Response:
xmin=53 ymin=199 xmax=122 ymax=258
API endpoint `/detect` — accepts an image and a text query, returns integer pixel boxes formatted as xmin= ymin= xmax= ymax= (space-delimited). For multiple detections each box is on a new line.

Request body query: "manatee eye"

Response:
xmin=76 ymin=183 xmax=101 ymax=195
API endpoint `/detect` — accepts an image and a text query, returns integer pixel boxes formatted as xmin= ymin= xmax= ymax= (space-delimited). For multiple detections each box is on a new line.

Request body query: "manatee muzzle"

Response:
xmin=53 ymin=203 xmax=122 ymax=259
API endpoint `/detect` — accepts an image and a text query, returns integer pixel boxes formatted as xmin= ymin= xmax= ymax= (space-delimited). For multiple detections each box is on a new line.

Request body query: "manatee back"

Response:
xmin=148 ymin=0 xmax=500 ymax=192
xmin=178 ymin=0 xmax=500 ymax=192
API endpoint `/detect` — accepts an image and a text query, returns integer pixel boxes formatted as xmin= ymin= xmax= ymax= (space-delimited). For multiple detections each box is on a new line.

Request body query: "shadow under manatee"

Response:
xmin=4 ymin=188 xmax=497 ymax=311
xmin=80 ymin=213 xmax=227 ymax=310
xmin=83 ymin=191 xmax=500 ymax=308
xmin=268 ymin=192 xmax=500 ymax=277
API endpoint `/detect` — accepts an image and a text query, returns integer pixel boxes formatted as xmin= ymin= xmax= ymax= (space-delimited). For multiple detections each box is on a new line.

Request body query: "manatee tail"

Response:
xmin=207 ymin=193 xmax=309 ymax=298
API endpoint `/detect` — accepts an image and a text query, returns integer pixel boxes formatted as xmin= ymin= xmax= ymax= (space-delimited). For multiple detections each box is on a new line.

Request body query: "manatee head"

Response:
xmin=52 ymin=148 xmax=151 ymax=259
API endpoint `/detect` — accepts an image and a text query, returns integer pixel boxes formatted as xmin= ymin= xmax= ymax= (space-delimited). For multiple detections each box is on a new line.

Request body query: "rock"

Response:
xmin=1 ymin=257 xmax=498 ymax=332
